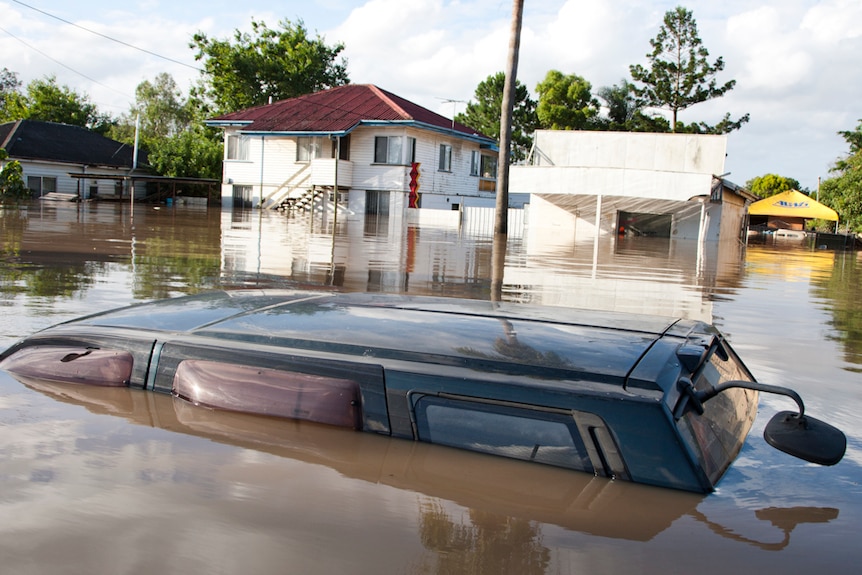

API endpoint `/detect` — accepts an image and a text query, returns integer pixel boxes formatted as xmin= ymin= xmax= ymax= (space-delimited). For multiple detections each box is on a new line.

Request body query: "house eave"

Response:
xmin=222 ymin=119 xmax=497 ymax=150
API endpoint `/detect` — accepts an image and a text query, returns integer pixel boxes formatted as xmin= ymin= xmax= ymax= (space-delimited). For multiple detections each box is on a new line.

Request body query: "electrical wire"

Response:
xmin=0 ymin=24 xmax=132 ymax=100
xmin=11 ymin=0 xmax=203 ymax=72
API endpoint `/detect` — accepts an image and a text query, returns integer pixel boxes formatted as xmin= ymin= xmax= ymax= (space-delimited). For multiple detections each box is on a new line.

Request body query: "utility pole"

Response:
xmin=494 ymin=0 xmax=524 ymax=236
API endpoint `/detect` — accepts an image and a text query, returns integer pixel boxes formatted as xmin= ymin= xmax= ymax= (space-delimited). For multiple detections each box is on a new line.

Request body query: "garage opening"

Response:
xmin=617 ymin=211 xmax=673 ymax=238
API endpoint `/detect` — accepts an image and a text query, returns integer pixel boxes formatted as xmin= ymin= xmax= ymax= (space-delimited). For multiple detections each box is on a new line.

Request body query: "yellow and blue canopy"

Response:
xmin=748 ymin=190 xmax=838 ymax=221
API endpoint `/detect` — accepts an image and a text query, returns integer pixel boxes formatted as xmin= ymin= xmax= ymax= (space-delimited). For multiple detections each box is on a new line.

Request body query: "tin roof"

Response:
xmin=209 ymin=84 xmax=494 ymax=143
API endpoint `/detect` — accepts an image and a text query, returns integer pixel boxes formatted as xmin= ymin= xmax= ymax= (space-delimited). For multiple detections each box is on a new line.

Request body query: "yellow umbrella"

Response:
xmin=748 ymin=190 xmax=838 ymax=221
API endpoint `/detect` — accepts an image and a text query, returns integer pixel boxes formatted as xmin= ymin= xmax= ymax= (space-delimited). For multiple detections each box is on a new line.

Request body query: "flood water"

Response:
xmin=1 ymin=201 xmax=860 ymax=574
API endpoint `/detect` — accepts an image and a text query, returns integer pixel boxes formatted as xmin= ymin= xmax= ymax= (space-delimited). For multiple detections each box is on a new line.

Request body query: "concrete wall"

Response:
xmin=529 ymin=130 xmax=727 ymax=175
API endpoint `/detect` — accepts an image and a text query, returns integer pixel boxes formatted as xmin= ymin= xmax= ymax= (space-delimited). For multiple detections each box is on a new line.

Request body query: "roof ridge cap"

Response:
xmin=367 ymin=85 xmax=411 ymax=120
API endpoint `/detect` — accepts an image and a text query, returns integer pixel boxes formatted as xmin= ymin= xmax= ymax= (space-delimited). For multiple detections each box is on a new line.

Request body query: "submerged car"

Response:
xmin=0 ymin=290 xmax=846 ymax=493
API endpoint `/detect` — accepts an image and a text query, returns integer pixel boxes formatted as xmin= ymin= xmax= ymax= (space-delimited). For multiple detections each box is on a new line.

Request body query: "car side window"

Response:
xmin=413 ymin=396 xmax=593 ymax=472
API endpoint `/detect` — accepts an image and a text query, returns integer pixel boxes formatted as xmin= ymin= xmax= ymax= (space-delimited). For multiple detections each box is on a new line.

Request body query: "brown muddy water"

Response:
xmin=0 ymin=201 xmax=860 ymax=574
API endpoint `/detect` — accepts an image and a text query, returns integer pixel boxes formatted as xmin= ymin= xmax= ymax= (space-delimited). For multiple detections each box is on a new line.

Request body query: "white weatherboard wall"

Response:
xmin=220 ymin=125 xmax=496 ymax=210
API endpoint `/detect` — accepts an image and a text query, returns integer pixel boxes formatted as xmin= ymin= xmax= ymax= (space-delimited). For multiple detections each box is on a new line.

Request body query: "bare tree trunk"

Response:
xmin=494 ymin=0 xmax=524 ymax=236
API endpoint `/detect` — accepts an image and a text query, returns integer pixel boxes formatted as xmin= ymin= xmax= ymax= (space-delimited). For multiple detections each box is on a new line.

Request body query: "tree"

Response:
xmin=745 ymin=174 xmax=803 ymax=199
xmin=629 ymin=6 xmax=748 ymax=133
xmin=147 ymin=125 xmax=224 ymax=180
xmin=535 ymin=70 xmax=600 ymax=130
xmin=819 ymin=119 xmax=862 ymax=232
xmin=0 ymin=148 xmax=28 ymax=203
xmin=596 ymin=79 xmax=670 ymax=132
xmin=191 ymin=18 xmax=349 ymax=113
xmin=454 ymin=72 xmax=538 ymax=163
xmin=3 ymin=76 xmax=112 ymax=133
xmin=0 ymin=68 xmax=22 ymax=122
xmin=109 ymin=74 xmax=222 ymax=180
xmin=110 ymin=74 xmax=194 ymax=146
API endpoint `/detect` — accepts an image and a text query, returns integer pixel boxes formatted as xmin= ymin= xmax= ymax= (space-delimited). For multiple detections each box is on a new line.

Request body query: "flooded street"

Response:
xmin=1 ymin=201 xmax=860 ymax=574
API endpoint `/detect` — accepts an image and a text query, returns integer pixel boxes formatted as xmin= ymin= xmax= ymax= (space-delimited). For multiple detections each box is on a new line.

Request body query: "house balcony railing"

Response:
xmin=310 ymin=158 xmax=353 ymax=188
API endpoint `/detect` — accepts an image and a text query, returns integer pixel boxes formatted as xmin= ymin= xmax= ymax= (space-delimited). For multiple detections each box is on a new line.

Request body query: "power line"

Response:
xmin=0 ymin=24 xmax=132 ymax=100
xmin=11 ymin=0 xmax=203 ymax=72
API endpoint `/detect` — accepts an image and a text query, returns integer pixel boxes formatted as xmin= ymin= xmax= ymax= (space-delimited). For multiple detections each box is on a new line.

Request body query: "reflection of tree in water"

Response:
xmin=456 ymin=318 xmax=575 ymax=370
xmin=413 ymin=499 xmax=550 ymax=575
xmin=811 ymin=252 xmax=862 ymax=370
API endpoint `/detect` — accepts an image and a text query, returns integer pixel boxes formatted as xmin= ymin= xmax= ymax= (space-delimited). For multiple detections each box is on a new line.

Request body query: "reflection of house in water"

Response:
xmin=218 ymin=128 xmax=755 ymax=322
xmin=220 ymin=208 xmax=745 ymax=323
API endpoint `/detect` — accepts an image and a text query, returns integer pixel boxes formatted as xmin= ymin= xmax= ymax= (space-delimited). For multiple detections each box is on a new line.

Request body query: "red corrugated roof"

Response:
xmin=210 ymin=84 xmax=493 ymax=142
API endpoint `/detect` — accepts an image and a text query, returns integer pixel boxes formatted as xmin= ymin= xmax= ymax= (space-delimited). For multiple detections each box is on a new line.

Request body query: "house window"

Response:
xmin=470 ymin=151 xmax=480 ymax=176
xmin=438 ymin=144 xmax=452 ymax=172
xmin=331 ymin=134 xmax=350 ymax=161
xmin=226 ymin=135 xmax=249 ymax=160
xmin=297 ymin=136 xmax=325 ymax=162
xmin=374 ymin=136 xmax=415 ymax=165
xmin=480 ymin=154 xmax=498 ymax=179
xmin=27 ymin=176 xmax=57 ymax=196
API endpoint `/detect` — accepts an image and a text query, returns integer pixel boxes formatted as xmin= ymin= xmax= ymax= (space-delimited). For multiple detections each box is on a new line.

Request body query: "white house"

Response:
xmin=206 ymin=84 xmax=515 ymax=215
xmin=510 ymin=130 xmax=757 ymax=244
xmin=0 ymin=120 xmax=150 ymax=200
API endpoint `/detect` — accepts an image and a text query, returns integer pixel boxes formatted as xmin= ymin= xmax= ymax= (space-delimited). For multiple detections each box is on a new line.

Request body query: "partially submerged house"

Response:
xmin=0 ymin=120 xmax=150 ymax=200
xmin=510 ymin=130 xmax=757 ymax=244
xmin=206 ymin=84 xmax=505 ymax=214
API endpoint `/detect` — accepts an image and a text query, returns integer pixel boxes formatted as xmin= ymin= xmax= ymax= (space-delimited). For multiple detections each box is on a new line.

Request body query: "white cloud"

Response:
xmin=726 ymin=7 xmax=814 ymax=92
xmin=801 ymin=0 xmax=862 ymax=43
xmin=2 ymin=0 xmax=861 ymax=190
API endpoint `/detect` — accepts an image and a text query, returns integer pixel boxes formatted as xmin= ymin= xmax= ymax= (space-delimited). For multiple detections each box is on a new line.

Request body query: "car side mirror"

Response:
xmin=764 ymin=411 xmax=846 ymax=466
xmin=681 ymin=378 xmax=847 ymax=466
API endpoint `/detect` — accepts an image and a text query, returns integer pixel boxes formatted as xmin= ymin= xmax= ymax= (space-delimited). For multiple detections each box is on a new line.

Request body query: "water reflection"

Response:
xmin=14 ymin=376 xmax=843 ymax=566
xmin=1 ymin=201 xmax=861 ymax=573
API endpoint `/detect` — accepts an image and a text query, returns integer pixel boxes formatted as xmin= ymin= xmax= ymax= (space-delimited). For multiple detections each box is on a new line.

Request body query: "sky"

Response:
xmin=1 ymin=0 xmax=861 ymax=191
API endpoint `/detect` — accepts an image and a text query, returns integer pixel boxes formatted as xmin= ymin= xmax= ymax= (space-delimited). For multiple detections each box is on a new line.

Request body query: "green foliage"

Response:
xmin=3 ymin=76 xmax=113 ymax=133
xmin=535 ymin=70 xmax=600 ymax=130
xmin=629 ymin=6 xmax=748 ymax=132
xmin=820 ymin=153 xmax=862 ymax=233
xmin=818 ymin=120 xmax=862 ymax=232
xmin=109 ymin=74 xmax=222 ymax=180
xmin=0 ymin=148 xmax=28 ymax=203
xmin=454 ymin=72 xmax=538 ymax=162
xmin=596 ymin=79 xmax=670 ymax=132
xmin=191 ymin=18 xmax=349 ymax=114
xmin=836 ymin=118 xmax=862 ymax=169
xmin=0 ymin=68 xmax=22 ymax=122
xmin=147 ymin=125 xmax=224 ymax=180
xmin=745 ymin=174 xmax=803 ymax=199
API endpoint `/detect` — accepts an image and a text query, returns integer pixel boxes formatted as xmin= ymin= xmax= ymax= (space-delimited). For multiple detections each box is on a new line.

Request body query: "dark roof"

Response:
xmin=209 ymin=84 xmax=495 ymax=143
xmin=0 ymin=120 xmax=147 ymax=168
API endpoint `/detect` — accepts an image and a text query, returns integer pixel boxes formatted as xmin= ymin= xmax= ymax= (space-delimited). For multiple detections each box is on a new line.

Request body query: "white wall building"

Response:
xmin=510 ymin=130 xmax=756 ymax=245
xmin=0 ymin=120 xmax=150 ymax=200
xmin=207 ymin=84 xmax=529 ymax=216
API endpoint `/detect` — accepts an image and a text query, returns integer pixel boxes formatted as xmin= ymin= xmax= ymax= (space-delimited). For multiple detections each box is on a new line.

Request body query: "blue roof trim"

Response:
xmin=223 ymin=120 xmax=496 ymax=150
xmin=357 ymin=120 xmax=496 ymax=147
xmin=205 ymin=120 xmax=254 ymax=127
xmin=237 ymin=130 xmax=354 ymax=138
